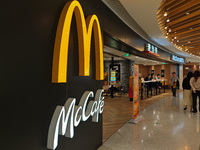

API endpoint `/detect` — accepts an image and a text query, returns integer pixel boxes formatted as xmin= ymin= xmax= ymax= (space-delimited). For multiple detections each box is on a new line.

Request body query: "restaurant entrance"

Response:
xmin=102 ymin=47 xmax=171 ymax=142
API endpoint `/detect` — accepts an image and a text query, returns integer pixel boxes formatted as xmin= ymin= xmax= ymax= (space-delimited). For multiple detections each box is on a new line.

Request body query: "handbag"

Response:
xmin=173 ymin=82 xmax=177 ymax=89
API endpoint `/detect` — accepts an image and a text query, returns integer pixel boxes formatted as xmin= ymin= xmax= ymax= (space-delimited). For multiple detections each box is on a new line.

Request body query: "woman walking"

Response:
xmin=182 ymin=72 xmax=193 ymax=111
xmin=190 ymin=70 xmax=200 ymax=113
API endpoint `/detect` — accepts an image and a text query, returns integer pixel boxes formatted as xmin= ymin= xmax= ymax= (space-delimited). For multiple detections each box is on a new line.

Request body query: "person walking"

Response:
xmin=190 ymin=70 xmax=200 ymax=113
xmin=182 ymin=72 xmax=193 ymax=111
xmin=170 ymin=72 xmax=179 ymax=97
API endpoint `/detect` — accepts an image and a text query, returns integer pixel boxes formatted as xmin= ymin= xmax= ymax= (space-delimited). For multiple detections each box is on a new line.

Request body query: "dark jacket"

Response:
xmin=182 ymin=77 xmax=191 ymax=90
xmin=145 ymin=76 xmax=150 ymax=81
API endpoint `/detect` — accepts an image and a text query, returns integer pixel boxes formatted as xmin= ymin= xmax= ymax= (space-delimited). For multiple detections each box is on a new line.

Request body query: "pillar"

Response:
xmin=179 ymin=65 xmax=183 ymax=90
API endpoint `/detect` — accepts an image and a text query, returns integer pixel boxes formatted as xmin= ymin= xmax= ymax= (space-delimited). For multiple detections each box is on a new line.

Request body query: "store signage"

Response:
xmin=47 ymin=89 xmax=104 ymax=150
xmin=48 ymin=0 xmax=104 ymax=149
xmin=144 ymin=43 xmax=159 ymax=57
xmin=52 ymin=0 xmax=104 ymax=83
xmin=171 ymin=55 xmax=184 ymax=63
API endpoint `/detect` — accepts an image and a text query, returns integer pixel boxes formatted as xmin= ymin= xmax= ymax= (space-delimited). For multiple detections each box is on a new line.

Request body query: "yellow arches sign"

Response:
xmin=52 ymin=0 xmax=104 ymax=83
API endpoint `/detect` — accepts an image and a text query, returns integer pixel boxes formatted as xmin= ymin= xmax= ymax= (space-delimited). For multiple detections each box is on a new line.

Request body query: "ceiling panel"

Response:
xmin=157 ymin=0 xmax=200 ymax=56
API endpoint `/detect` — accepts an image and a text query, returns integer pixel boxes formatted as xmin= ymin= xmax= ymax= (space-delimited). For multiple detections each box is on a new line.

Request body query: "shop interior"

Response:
xmin=103 ymin=46 xmax=173 ymax=97
xmin=102 ymin=46 xmax=176 ymax=142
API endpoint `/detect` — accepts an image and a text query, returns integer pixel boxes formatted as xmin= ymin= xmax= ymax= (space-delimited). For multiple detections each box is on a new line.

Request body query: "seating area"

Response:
xmin=140 ymin=80 xmax=168 ymax=99
xmin=103 ymin=84 xmax=127 ymax=96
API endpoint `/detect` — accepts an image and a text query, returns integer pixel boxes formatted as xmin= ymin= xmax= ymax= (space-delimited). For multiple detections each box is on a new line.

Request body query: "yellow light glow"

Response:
xmin=52 ymin=0 xmax=104 ymax=83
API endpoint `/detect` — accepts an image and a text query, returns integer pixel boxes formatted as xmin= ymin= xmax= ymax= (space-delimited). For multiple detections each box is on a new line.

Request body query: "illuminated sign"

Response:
xmin=145 ymin=43 xmax=159 ymax=57
xmin=110 ymin=71 xmax=116 ymax=81
xmin=52 ymin=0 xmax=104 ymax=83
xmin=47 ymin=0 xmax=104 ymax=149
xmin=47 ymin=89 xmax=104 ymax=150
xmin=124 ymin=53 xmax=129 ymax=57
xmin=171 ymin=55 xmax=184 ymax=63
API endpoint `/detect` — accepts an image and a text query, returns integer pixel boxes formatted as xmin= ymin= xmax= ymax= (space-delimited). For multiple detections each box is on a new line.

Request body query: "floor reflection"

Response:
xmin=99 ymin=92 xmax=200 ymax=150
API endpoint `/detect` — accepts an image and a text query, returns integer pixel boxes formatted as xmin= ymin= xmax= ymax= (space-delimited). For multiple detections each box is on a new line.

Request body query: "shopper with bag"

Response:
xmin=182 ymin=72 xmax=193 ymax=111
xmin=170 ymin=72 xmax=179 ymax=97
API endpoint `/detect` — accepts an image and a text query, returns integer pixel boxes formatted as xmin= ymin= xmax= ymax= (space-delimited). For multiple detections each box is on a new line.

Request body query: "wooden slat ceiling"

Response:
xmin=157 ymin=0 xmax=200 ymax=56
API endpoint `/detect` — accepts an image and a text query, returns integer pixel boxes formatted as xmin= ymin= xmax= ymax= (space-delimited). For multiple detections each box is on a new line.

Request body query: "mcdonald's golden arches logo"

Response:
xmin=52 ymin=0 xmax=104 ymax=83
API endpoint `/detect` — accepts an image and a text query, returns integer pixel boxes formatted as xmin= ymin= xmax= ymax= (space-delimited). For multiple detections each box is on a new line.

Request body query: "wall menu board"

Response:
xmin=161 ymin=69 xmax=165 ymax=77
xmin=151 ymin=70 xmax=154 ymax=75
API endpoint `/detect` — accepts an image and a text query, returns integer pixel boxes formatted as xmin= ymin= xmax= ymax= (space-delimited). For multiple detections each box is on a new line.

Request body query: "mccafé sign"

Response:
xmin=171 ymin=55 xmax=184 ymax=63
xmin=47 ymin=89 xmax=104 ymax=150
xmin=47 ymin=0 xmax=104 ymax=149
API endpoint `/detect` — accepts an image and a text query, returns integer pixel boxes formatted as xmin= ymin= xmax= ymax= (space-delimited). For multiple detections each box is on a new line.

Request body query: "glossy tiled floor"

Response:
xmin=99 ymin=92 xmax=200 ymax=150
xmin=103 ymin=90 xmax=172 ymax=142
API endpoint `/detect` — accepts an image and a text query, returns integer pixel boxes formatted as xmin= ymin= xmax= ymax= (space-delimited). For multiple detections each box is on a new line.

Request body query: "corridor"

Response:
xmin=99 ymin=92 xmax=200 ymax=150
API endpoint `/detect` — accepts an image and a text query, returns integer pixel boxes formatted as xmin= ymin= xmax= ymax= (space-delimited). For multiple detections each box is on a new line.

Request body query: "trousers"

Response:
xmin=192 ymin=90 xmax=200 ymax=111
xmin=171 ymin=86 xmax=176 ymax=96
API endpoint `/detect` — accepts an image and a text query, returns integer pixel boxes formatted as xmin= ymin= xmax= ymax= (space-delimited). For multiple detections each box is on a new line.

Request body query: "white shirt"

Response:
xmin=190 ymin=77 xmax=200 ymax=91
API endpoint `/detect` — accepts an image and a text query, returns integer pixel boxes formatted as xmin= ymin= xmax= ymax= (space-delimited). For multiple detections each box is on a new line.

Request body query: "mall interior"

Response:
xmin=1 ymin=0 xmax=200 ymax=150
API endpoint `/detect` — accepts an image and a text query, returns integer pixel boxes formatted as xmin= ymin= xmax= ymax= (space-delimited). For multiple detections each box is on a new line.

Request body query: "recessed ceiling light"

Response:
xmin=169 ymin=28 xmax=171 ymax=32
xmin=174 ymin=37 xmax=177 ymax=39
xmin=164 ymin=12 xmax=168 ymax=16
xmin=177 ymin=40 xmax=179 ymax=42
xmin=166 ymin=18 xmax=170 ymax=22
xmin=188 ymin=41 xmax=191 ymax=43
xmin=186 ymin=12 xmax=190 ymax=15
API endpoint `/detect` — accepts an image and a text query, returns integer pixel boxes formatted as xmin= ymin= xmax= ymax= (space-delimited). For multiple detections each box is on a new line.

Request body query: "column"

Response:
xmin=179 ymin=65 xmax=183 ymax=90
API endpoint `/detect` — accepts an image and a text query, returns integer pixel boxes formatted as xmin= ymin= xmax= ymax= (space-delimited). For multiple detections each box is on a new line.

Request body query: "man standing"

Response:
xmin=170 ymin=72 xmax=179 ymax=97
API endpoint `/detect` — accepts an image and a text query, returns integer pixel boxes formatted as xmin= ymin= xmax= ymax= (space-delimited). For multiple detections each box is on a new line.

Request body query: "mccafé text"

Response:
xmin=47 ymin=89 xmax=104 ymax=150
